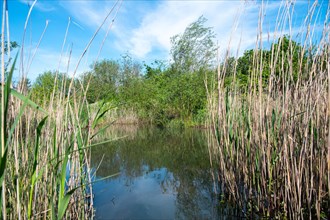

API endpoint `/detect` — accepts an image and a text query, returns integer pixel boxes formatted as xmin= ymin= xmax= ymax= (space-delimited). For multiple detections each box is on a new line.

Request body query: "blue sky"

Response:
xmin=3 ymin=0 xmax=329 ymax=81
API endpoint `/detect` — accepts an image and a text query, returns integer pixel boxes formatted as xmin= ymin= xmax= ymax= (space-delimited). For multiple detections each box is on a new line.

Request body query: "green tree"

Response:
xmin=157 ymin=16 xmax=217 ymax=125
xmin=144 ymin=60 xmax=166 ymax=79
xmin=170 ymin=16 xmax=216 ymax=73
xmin=119 ymin=53 xmax=142 ymax=87
xmin=82 ymin=59 xmax=120 ymax=103
xmin=167 ymin=69 xmax=209 ymax=121
xmin=0 ymin=35 xmax=18 ymax=55
xmin=271 ymin=35 xmax=307 ymax=83
xmin=117 ymin=54 xmax=143 ymax=106
xmin=15 ymin=77 xmax=31 ymax=94
xmin=31 ymin=71 xmax=70 ymax=104
xmin=233 ymin=36 xmax=307 ymax=91
xmin=0 ymin=37 xmax=19 ymax=75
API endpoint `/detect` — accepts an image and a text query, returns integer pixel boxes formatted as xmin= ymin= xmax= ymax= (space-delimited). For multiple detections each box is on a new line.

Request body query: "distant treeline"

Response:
xmin=24 ymin=17 xmax=323 ymax=127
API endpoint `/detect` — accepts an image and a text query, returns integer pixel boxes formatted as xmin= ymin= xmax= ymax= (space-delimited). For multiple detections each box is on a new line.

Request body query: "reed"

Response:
xmin=207 ymin=1 xmax=329 ymax=219
xmin=0 ymin=48 xmax=96 ymax=219
xmin=0 ymin=0 xmax=122 ymax=219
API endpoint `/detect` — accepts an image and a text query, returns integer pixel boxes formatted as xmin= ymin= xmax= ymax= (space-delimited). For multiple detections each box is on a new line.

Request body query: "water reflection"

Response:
xmin=91 ymin=126 xmax=222 ymax=219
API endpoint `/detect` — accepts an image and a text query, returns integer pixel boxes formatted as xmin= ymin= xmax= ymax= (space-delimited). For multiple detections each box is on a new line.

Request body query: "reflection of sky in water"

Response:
xmin=94 ymin=168 xmax=177 ymax=219
xmin=91 ymin=126 xmax=224 ymax=219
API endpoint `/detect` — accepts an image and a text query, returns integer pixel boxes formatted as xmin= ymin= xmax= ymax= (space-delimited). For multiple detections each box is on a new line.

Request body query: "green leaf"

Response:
xmin=28 ymin=116 xmax=48 ymax=219
xmin=3 ymin=54 xmax=18 ymax=122
xmin=90 ymin=122 xmax=115 ymax=140
xmin=57 ymin=188 xmax=76 ymax=220
xmin=34 ymin=116 xmax=48 ymax=170
xmin=10 ymin=89 xmax=47 ymax=114
xmin=0 ymin=148 xmax=8 ymax=185
xmin=57 ymin=151 xmax=70 ymax=219
xmin=92 ymin=101 xmax=115 ymax=129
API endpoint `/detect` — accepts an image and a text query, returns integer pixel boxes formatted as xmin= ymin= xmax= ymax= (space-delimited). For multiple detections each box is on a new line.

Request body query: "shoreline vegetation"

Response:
xmin=207 ymin=2 xmax=329 ymax=219
xmin=0 ymin=0 xmax=329 ymax=219
xmin=1 ymin=0 xmax=123 ymax=219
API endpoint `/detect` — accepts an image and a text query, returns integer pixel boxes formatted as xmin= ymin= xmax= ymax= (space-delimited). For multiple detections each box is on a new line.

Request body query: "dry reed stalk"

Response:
xmin=0 ymin=0 xmax=123 ymax=219
xmin=207 ymin=1 xmax=329 ymax=218
xmin=1 ymin=1 xmax=7 ymax=218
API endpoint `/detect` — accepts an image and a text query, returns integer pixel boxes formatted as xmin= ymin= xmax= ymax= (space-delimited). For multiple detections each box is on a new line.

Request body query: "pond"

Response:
xmin=91 ymin=125 xmax=237 ymax=219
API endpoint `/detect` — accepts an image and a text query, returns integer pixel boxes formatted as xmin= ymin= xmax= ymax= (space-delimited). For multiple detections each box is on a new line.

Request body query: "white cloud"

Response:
xmin=114 ymin=1 xmax=263 ymax=59
xmin=59 ymin=1 xmax=118 ymax=31
xmin=57 ymin=1 xmax=257 ymax=59
xmin=57 ymin=0 xmax=312 ymax=61
xmin=19 ymin=0 xmax=57 ymax=12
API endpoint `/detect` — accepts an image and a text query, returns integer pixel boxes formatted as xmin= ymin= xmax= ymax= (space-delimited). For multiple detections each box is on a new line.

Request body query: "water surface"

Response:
xmin=91 ymin=126 xmax=228 ymax=219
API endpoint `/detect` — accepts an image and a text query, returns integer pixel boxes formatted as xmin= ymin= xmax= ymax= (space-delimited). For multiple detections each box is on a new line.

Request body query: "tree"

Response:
xmin=82 ymin=59 xmax=120 ymax=103
xmin=0 ymin=37 xmax=19 ymax=75
xmin=228 ymin=36 xmax=308 ymax=91
xmin=0 ymin=35 xmax=18 ymax=55
xmin=271 ymin=35 xmax=307 ymax=83
xmin=15 ymin=77 xmax=31 ymax=94
xmin=119 ymin=53 xmax=142 ymax=87
xmin=31 ymin=71 xmax=70 ymax=104
xmin=170 ymin=16 xmax=217 ymax=73
xmin=144 ymin=60 xmax=167 ymax=79
xmin=117 ymin=54 xmax=143 ymax=107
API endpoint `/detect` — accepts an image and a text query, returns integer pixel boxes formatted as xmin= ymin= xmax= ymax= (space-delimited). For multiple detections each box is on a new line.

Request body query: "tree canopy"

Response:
xmin=170 ymin=16 xmax=217 ymax=73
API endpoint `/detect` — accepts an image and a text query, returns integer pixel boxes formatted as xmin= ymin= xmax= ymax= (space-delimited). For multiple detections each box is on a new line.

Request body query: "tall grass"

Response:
xmin=207 ymin=1 xmax=329 ymax=219
xmin=0 ymin=45 xmax=94 ymax=219
xmin=0 ymin=0 xmax=122 ymax=219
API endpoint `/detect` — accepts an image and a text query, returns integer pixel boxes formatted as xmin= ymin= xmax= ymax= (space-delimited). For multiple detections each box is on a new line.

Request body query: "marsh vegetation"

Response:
xmin=206 ymin=3 xmax=330 ymax=219
xmin=0 ymin=0 xmax=329 ymax=219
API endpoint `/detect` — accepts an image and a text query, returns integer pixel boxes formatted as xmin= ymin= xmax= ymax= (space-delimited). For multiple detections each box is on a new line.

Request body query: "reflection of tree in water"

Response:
xmin=174 ymin=167 xmax=219 ymax=219
xmin=91 ymin=126 xmax=226 ymax=218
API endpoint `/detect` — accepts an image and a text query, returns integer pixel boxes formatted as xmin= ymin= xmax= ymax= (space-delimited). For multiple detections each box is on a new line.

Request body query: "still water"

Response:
xmin=91 ymin=126 xmax=231 ymax=219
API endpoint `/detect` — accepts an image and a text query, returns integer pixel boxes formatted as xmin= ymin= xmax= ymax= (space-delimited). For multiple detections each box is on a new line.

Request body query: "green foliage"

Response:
xmin=144 ymin=60 xmax=166 ymax=79
xmin=0 ymin=38 xmax=19 ymax=73
xmin=0 ymin=55 xmax=17 ymax=200
xmin=271 ymin=35 xmax=308 ymax=83
xmin=31 ymin=71 xmax=70 ymax=105
xmin=27 ymin=18 xmax=215 ymax=127
xmin=166 ymin=69 xmax=208 ymax=119
xmin=119 ymin=53 xmax=142 ymax=86
xmin=1 ymin=55 xmax=49 ymax=218
xmin=29 ymin=23 xmax=310 ymax=129
xmin=28 ymin=116 xmax=48 ymax=219
xmin=81 ymin=55 xmax=142 ymax=104
xmin=0 ymin=36 xmax=18 ymax=55
xmin=170 ymin=16 xmax=216 ymax=73
xmin=237 ymin=49 xmax=254 ymax=76
xmin=223 ymin=36 xmax=308 ymax=91
xmin=82 ymin=59 xmax=120 ymax=103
